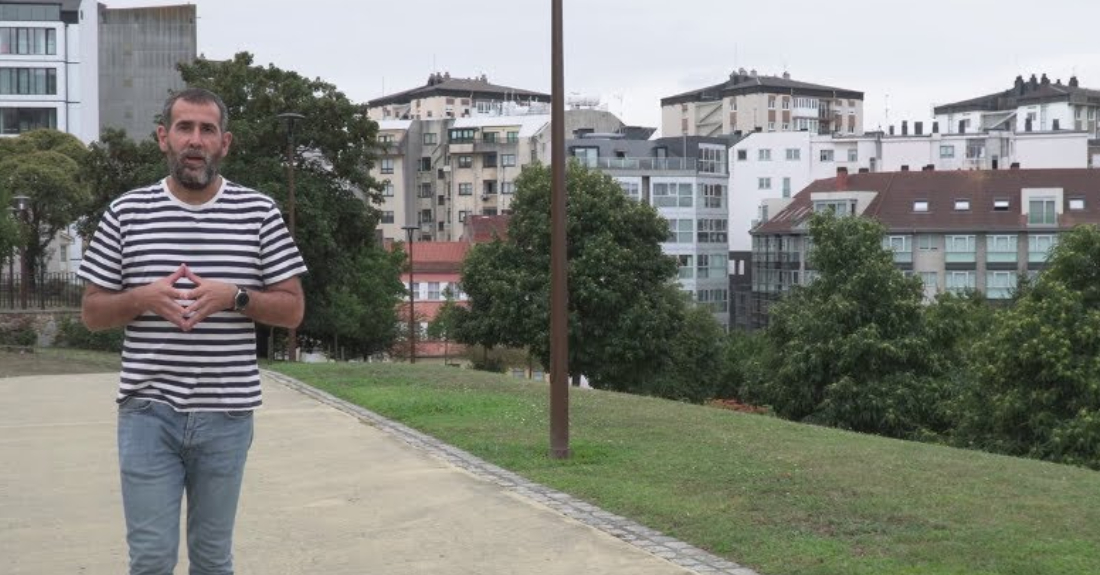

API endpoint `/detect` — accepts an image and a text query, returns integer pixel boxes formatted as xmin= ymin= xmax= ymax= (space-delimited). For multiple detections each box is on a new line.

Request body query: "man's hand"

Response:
xmin=131 ymin=264 xmax=192 ymax=331
xmin=176 ymin=265 xmax=236 ymax=332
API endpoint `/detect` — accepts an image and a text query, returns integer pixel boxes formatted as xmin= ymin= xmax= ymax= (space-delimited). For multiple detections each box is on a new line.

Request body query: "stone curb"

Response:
xmin=263 ymin=369 xmax=761 ymax=575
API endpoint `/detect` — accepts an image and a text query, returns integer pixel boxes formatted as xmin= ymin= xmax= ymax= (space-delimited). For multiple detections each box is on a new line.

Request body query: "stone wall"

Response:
xmin=0 ymin=311 xmax=80 ymax=347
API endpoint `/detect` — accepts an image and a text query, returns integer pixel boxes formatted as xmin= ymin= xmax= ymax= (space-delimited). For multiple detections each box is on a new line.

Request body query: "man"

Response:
xmin=78 ymin=88 xmax=306 ymax=575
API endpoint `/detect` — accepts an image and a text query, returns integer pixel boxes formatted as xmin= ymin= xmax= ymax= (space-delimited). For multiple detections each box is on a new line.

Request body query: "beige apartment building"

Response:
xmin=661 ymin=68 xmax=864 ymax=138
xmin=366 ymin=73 xmax=626 ymax=242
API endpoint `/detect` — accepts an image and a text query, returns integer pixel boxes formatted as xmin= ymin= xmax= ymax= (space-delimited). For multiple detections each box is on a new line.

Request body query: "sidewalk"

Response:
xmin=0 ymin=371 xmax=756 ymax=575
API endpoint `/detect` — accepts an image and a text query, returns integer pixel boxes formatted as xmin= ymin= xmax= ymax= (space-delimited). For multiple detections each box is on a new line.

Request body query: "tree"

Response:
xmin=760 ymin=212 xmax=945 ymax=438
xmin=0 ymin=130 xmax=89 ymax=279
xmin=79 ymin=52 xmax=405 ymax=357
xmin=427 ymin=286 xmax=462 ymax=365
xmin=457 ymin=161 xmax=687 ymax=390
xmin=77 ymin=128 xmax=163 ymax=243
xmin=959 ymin=225 xmax=1100 ymax=468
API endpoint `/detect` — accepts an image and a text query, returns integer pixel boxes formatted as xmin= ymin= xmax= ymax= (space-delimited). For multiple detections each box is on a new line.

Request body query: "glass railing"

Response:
xmin=945 ymin=251 xmax=976 ymax=263
xmin=578 ymin=157 xmax=728 ymax=174
xmin=986 ymin=251 xmax=1018 ymax=263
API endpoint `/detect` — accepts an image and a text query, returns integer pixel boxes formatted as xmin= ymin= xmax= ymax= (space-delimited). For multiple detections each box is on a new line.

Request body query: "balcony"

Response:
xmin=945 ymin=251 xmax=976 ymax=264
xmin=378 ymin=138 xmax=405 ymax=156
xmin=986 ymin=250 xmax=1018 ymax=263
xmin=579 ymin=157 xmax=728 ymax=175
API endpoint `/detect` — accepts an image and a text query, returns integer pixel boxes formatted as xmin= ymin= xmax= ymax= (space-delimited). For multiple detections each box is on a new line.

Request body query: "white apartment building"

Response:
xmin=934 ymin=73 xmax=1100 ymax=137
xmin=0 ymin=0 xmax=97 ymax=143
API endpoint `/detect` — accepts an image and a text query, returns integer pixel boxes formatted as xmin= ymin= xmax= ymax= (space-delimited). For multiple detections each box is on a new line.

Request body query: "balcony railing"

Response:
xmin=945 ymin=251 xmax=976 ymax=263
xmin=986 ymin=251 xmax=1018 ymax=263
xmin=578 ymin=157 xmax=728 ymax=174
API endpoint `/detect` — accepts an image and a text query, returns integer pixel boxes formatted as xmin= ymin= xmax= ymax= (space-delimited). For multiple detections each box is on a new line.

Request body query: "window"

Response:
xmin=701 ymin=184 xmax=724 ymax=208
xmin=501 ymin=182 xmax=515 ymax=195
xmin=695 ymin=254 xmax=727 ymax=279
xmin=502 ymin=154 xmax=517 ymax=167
xmin=448 ymin=128 xmax=476 ymax=143
xmin=782 ymin=98 xmax=790 ymax=110
xmin=383 ymin=183 xmax=394 ymax=197
xmin=954 ymin=199 xmax=970 ymax=211
xmin=768 ymin=122 xmax=775 ymax=131
xmin=785 ymin=148 xmax=801 ymax=161
xmin=939 ymin=145 xmax=955 ymax=158
xmin=1028 ymin=234 xmax=1058 ymax=262
xmin=418 ymin=183 xmax=432 ymax=198
xmin=946 ymin=271 xmax=976 ymax=295
xmin=758 ymin=149 xmax=772 ymax=161
xmin=506 ymin=131 xmax=519 ymax=142
xmin=736 ymin=149 xmax=748 ymax=161
xmin=678 ymin=255 xmax=694 ymax=279
xmin=884 ymin=235 xmax=913 ymax=262
xmin=847 ymin=148 xmax=858 ymax=162
xmin=378 ymin=134 xmax=395 ymax=144
xmin=652 ymin=182 xmax=693 ymax=207
xmin=820 ymin=149 xmax=834 ymax=162
xmin=1028 ymin=198 xmax=1056 ymax=225
xmin=457 ymin=155 xmax=473 ymax=169
xmin=1069 ymin=198 xmax=1085 ymax=210
xmin=381 ymin=211 xmax=394 ymax=224
xmin=758 ymin=177 xmax=772 ymax=190
xmin=697 ymin=219 xmax=728 ymax=243
xmin=986 ymin=272 xmax=1016 ymax=300
xmin=768 ymin=96 xmax=776 ymax=109
xmin=920 ymin=272 xmax=938 ymax=293
xmin=0 ymin=67 xmax=57 ymax=95
xmin=0 ymin=27 xmax=56 ymax=55
xmin=696 ymin=288 xmax=729 ymax=313
xmin=666 ymin=219 xmax=693 ymax=243
xmin=458 ymin=210 xmax=469 ymax=223
xmin=483 ymin=153 xmax=498 ymax=168
xmin=482 ymin=131 xmax=498 ymax=143
xmin=917 ymin=234 xmax=937 ymax=251
xmin=782 ymin=177 xmax=791 ymax=199
xmin=380 ymin=158 xmax=394 ymax=174
xmin=987 ymin=235 xmax=1018 ymax=262
xmin=571 ymin=146 xmax=599 ymax=167
xmin=423 ymin=132 xmax=437 ymax=145
xmin=946 ymin=235 xmax=977 ymax=262
xmin=814 ymin=200 xmax=855 ymax=215
xmin=993 ymin=198 xmax=1010 ymax=211
xmin=428 ymin=282 xmax=441 ymax=301
xmin=458 ymin=183 xmax=473 ymax=195
xmin=913 ymin=200 xmax=929 ymax=212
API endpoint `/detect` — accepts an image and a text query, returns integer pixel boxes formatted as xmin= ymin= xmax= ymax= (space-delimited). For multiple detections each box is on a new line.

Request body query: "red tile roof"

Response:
xmin=463 ymin=215 xmax=511 ymax=243
xmin=757 ymin=168 xmax=1100 ymax=234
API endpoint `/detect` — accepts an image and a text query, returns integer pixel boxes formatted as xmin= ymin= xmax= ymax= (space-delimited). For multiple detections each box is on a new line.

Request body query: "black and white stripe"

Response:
xmin=78 ymin=178 xmax=307 ymax=411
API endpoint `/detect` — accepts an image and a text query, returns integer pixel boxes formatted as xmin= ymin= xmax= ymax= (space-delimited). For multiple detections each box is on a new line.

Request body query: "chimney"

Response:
xmin=1010 ymin=162 xmax=1020 ymax=169
xmin=889 ymin=125 xmax=895 ymax=135
xmin=836 ymin=167 xmax=848 ymax=191
xmin=902 ymin=120 xmax=909 ymax=136
xmin=1025 ymin=118 xmax=1033 ymax=132
xmin=1053 ymin=119 xmax=1060 ymax=131
xmin=750 ymin=69 xmax=758 ymax=77
xmin=1014 ymin=75 xmax=1025 ymax=95
xmin=922 ymin=164 xmax=935 ymax=171
xmin=915 ymin=121 xmax=924 ymax=135
xmin=1070 ymin=76 xmax=1080 ymax=88
xmin=738 ymin=67 xmax=747 ymax=76
xmin=901 ymin=165 xmax=910 ymax=171
xmin=932 ymin=121 xmax=940 ymax=134
xmin=1041 ymin=73 xmax=1050 ymax=86
xmin=782 ymin=71 xmax=791 ymax=80
xmin=1029 ymin=73 xmax=1038 ymax=90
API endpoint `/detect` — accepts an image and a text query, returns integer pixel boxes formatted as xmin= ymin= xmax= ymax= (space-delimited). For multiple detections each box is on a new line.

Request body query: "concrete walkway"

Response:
xmin=0 ymin=371 xmax=757 ymax=575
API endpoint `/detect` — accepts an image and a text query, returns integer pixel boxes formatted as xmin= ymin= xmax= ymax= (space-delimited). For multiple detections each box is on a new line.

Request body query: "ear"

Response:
xmin=221 ymin=131 xmax=233 ymax=155
xmin=156 ymin=124 xmax=169 ymax=152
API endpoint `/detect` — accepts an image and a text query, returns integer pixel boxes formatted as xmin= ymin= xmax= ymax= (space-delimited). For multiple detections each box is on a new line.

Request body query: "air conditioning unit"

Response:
xmin=481 ymin=195 xmax=490 ymax=202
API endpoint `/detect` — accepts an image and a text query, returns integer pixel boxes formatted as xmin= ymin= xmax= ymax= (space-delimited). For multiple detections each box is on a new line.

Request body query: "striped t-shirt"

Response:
xmin=77 ymin=178 xmax=307 ymax=411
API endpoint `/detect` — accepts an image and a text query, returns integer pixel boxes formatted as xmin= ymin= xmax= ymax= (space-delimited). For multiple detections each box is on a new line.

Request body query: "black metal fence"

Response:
xmin=0 ymin=272 xmax=83 ymax=310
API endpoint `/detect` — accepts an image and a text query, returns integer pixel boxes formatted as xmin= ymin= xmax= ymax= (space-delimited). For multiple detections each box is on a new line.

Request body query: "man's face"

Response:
xmin=157 ymin=99 xmax=233 ymax=191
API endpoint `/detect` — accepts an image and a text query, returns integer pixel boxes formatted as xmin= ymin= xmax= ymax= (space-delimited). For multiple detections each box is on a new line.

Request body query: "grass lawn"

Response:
xmin=271 ymin=362 xmax=1100 ymax=575
xmin=0 ymin=347 xmax=120 ymax=378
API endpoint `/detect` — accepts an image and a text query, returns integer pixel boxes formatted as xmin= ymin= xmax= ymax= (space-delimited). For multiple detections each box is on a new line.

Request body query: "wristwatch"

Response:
xmin=233 ymin=286 xmax=250 ymax=312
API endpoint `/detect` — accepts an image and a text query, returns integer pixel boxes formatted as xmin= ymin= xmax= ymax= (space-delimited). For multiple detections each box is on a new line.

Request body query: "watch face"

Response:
xmin=235 ymin=288 xmax=249 ymax=310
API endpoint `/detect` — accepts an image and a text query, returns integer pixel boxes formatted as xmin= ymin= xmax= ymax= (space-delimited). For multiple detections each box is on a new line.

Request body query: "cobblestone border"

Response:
xmin=264 ymin=369 xmax=760 ymax=575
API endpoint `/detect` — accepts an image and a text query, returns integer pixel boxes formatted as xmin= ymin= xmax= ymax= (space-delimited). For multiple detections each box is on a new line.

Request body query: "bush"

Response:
xmin=56 ymin=315 xmax=124 ymax=352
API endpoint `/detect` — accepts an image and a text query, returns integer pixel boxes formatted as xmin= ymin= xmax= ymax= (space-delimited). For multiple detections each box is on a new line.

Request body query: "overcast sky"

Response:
xmin=106 ymin=0 xmax=1100 ymax=134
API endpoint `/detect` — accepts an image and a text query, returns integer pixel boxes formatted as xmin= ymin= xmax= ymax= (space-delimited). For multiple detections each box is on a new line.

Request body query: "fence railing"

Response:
xmin=0 ymin=271 xmax=83 ymax=310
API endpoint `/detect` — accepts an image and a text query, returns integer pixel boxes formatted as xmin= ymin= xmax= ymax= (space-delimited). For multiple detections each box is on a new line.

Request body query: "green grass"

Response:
xmin=272 ymin=362 xmax=1100 ymax=575
xmin=0 ymin=347 xmax=121 ymax=377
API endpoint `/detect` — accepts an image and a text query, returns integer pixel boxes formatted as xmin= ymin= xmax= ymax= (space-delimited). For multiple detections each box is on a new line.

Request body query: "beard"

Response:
xmin=167 ymin=145 xmax=222 ymax=191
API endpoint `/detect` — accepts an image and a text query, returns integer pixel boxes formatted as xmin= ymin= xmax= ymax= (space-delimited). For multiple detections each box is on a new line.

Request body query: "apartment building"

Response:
xmin=738 ymin=168 xmax=1100 ymax=330
xmin=98 ymin=3 xmax=195 ymax=140
xmin=396 ymin=241 xmax=470 ymax=363
xmin=569 ymin=134 xmax=732 ymax=327
xmin=934 ymin=73 xmax=1100 ymax=137
xmin=368 ymin=73 xmax=627 ymax=242
xmin=0 ymin=0 xmax=97 ymax=142
xmin=660 ymin=68 xmax=864 ymax=138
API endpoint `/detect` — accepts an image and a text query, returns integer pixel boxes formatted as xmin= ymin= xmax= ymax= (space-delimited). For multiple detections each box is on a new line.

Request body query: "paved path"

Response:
xmin=0 ymin=371 xmax=757 ymax=575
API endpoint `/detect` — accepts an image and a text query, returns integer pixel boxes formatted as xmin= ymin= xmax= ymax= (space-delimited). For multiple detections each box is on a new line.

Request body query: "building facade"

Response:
xmin=98 ymin=3 xmax=196 ymax=140
xmin=569 ymin=134 xmax=732 ymax=327
xmin=934 ymin=73 xmax=1100 ymax=137
xmin=739 ymin=168 xmax=1100 ymax=330
xmin=660 ymin=68 xmax=864 ymax=138
xmin=0 ymin=0 xmax=97 ymax=143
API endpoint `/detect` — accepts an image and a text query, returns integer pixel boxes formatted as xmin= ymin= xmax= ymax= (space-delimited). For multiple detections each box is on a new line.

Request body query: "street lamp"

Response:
xmin=549 ymin=0 xmax=570 ymax=459
xmin=11 ymin=195 xmax=30 ymax=310
xmin=402 ymin=225 xmax=419 ymax=364
xmin=278 ymin=112 xmax=305 ymax=362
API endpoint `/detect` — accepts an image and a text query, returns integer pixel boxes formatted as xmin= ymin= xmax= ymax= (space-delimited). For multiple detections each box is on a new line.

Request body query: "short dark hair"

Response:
xmin=162 ymin=88 xmax=229 ymax=133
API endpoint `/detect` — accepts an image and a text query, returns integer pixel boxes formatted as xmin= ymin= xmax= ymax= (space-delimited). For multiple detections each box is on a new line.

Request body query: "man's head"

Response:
xmin=157 ymin=88 xmax=233 ymax=192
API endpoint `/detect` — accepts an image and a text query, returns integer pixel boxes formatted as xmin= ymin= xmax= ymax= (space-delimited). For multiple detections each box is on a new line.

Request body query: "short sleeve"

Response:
xmin=258 ymin=203 xmax=308 ymax=286
xmin=77 ymin=206 xmax=125 ymax=291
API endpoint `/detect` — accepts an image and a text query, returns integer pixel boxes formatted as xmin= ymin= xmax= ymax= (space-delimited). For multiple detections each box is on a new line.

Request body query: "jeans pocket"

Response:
xmin=118 ymin=397 xmax=155 ymax=413
xmin=224 ymin=409 xmax=254 ymax=420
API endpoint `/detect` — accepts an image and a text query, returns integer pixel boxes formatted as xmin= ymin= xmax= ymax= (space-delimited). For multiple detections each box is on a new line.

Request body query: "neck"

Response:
xmin=166 ymin=175 xmax=222 ymax=205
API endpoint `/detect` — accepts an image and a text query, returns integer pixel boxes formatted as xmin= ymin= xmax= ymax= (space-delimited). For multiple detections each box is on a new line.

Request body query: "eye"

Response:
xmin=202 ymin=125 xmax=217 ymax=133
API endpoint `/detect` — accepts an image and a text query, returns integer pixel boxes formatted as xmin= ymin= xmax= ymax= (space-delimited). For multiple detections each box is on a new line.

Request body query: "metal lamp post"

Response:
xmin=11 ymin=195 xmax=30 ymax=310
xmin=549 ymin=0 xmax=570 ymax=459
xmin=402 ymin=225 xmax=419 ymax=363
xmin=278 ymin=112 xmax=305 ymax=362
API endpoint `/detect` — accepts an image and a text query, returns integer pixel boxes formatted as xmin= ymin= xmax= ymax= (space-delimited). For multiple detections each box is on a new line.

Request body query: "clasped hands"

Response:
xmin=136 ymin=264 xmax=237 ymax=332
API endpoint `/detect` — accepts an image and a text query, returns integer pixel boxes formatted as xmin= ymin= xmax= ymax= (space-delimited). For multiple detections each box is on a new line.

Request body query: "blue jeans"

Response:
xmin=117 ymin=398 xmax=254 ymax=575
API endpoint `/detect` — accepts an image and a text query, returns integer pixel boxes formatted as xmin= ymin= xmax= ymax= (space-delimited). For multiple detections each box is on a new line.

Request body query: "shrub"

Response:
xmin=56 ymin=315 xmax=124 ymax=352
